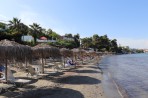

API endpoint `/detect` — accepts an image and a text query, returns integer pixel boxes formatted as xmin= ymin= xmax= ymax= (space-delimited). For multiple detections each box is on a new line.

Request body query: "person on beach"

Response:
xmin=66 ymin=58 xmax=76 ymax=66
xmin=69 ymin=59 xmax=76 ymax=66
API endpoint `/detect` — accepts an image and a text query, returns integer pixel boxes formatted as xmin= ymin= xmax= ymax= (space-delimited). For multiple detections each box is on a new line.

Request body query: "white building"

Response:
xmin=62 ymin=36 xmax=74 ymax=41
xmin=21 ymin=35 xmax=33 ymax=42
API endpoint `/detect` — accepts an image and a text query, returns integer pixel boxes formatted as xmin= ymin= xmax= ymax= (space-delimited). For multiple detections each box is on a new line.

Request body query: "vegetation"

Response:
xmin=0 ymin=17 xmax=144 ymax=54
xmin=81 ymin=34 xmax=118 ymax=52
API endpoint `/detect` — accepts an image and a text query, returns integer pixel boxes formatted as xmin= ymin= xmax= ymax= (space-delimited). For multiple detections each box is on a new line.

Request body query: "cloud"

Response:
xmin=117 ymin=38 xmax=148 ymax=49
xmin=0 ymin=14 xmax=7 ymax=19
xmin=0 ymin=14 xmax=8 ymax=22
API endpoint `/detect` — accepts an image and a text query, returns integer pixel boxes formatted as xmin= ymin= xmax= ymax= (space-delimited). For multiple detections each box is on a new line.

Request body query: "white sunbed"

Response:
xmin=2 ymin=67 xmax=31 ymax=87
xmin=27 ymin=65 xmax=48 ymax=79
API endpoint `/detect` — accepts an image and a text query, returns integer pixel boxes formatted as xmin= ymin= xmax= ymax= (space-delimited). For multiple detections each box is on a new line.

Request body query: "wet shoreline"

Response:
xmin=98 ymin=56 xmax=128 ymax=98
xmin=99 ymin=54 xmax=148 ymax=98
xmin=101 ymin=70 xmax=123 ymax=98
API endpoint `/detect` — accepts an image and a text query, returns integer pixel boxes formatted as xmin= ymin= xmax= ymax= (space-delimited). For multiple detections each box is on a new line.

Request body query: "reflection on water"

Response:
xmin=100 ymin=54 xmax=148 ymax=98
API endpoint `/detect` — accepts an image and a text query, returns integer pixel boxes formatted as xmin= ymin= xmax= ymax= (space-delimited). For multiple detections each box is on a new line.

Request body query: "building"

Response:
xmin=61 ymin=36 xmax=74 ymax=41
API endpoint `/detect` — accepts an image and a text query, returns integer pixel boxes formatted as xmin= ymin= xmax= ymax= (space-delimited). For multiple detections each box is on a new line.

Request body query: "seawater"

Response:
xmin=99 ymin=54 xmax=148 ymax=98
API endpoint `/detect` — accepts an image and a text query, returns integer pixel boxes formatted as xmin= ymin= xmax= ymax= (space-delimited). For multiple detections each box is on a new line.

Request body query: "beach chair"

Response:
xmin=26 ymin=66 xmax=38 ymax=78
xmin=27 ymin=66 xmax=48 ymax=79
xmin=8 ymin=78 xmax=31 ymax=87
xmin=1 ymin=67 xmax=31 ymax=87
xmin=15 ymin=62 xmax=27 ymax=72
xmin=0 ymin=72 xmax=6 ymax=83
xmin=53 ymin=62 xmax=65 ymax=72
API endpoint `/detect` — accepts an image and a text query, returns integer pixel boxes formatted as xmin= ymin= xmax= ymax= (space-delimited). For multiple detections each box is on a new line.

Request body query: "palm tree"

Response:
xmin=8 ymin=17 xmax=21 ymax=34
xmin=8 ymin=17 xmax=27 ymax=43
xmin=29 ymin=23 xmax=42 ymax=44
xmin=8 ymin=18 xmax=30 ymax=43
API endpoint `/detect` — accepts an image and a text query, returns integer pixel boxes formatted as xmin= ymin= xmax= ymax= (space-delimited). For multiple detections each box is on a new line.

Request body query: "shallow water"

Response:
xmin=99 ymin=54 xmax=148 ymax=98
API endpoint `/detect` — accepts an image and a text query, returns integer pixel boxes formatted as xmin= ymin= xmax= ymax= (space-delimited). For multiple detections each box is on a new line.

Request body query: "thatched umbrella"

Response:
xmin=60 ymin=48 xmax=73 ymax=58
xmin=71 ymin=48 xmax=80 ymax=60
xmin=60 ymin=48 xmax=73 ymax=66
xmin=72 ymin=48 xmax=86 ymax=61
xmin=0 ymin=39 xmax=31 ymax=81
xmin=32 ymin=43 xmax=61 ymax=73
xmin=88 ymin=50 xmax=96 ymax=56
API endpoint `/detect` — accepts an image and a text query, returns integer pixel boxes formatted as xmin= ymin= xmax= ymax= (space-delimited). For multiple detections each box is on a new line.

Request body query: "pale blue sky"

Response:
xmin=0 ymin=0 xmax=148 ymax=49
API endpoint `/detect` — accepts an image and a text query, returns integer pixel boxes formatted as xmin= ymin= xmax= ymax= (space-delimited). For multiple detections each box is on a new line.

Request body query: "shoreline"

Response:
xmin=99 ymin=55 xmax=129 ymax=98
xmin=0 ymin=58 xmax=106 ymax=98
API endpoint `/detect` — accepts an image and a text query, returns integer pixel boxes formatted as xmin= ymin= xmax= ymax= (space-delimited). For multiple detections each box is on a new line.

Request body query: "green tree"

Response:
xmin=110 ymin=39 xmax=118 ymax=52
xmin=92 ymin=34 xmax=100 ymax=51
xmin=45 ymin=29 xmax=53 ymax=39
xmin=8 ymin=17 xmax=21 ymax=34
xmin=65 ymin=33 xmax=73 ymax=38
xmin=0 ymin=22 xmax=8 ymax=40
xmin=81 ymin=37 xmax=93 ymax=49
xmin=50 ymin=31 xmax=60 ymax=40
xmin=0 ymin=22 xmax=6 ymax=29
xmin=74 ymin=33 xmax=80 ymax=48
xmin=98 ymin=35 xmax=110 ymax=51
xmin=29 ymin=23 xmax=42 ymax=44
xmin=8 ymin=17 xmax=29 ymax=43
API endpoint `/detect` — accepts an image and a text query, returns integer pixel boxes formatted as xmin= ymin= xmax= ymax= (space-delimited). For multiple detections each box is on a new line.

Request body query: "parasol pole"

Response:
xmin=41 ymin=52 xmax=44 ymax=73
xmin=5 ymin=57 xmax=8 ymax=82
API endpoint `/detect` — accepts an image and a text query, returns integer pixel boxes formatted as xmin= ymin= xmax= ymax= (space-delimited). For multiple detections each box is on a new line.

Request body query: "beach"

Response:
xmin=0 ymin=59 xmax=106 ymax=98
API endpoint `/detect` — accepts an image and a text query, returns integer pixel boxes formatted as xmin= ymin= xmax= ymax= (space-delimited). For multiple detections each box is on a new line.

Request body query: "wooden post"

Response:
xmin=41 ymin=52 xmax=44 ymax=73
xmin=63 ymin=57 xmax=65 ymax=68
xmin=25 ymin=57 xmax=27 ymax=68
xmin=5 ymin=58 xmax=8 ymax=82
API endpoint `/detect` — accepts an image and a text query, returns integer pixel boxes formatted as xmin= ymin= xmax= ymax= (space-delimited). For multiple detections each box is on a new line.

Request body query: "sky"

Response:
xmin=0 ymin=0 xmax=148 ymax=49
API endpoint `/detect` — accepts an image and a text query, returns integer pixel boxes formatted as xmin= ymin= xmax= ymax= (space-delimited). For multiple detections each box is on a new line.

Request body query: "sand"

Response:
xmin=0 ymin=59 xmax=106 ymax=98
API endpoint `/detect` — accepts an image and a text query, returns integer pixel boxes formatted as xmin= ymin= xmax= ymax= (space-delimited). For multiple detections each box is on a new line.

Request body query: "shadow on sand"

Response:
xmin=75 ymin=70 xmax=101 ymax=73
xmin=47 ymin=72 xmax=64 ymax=77
xmin=54 ymin=75 xmax=101 ymax=85
xmin=11 ymin=70 xmax=17 ymax=73
xmin=1 ymin=87 xmax=84 ymax=98
xmin=39 ymin=72 xmax=64 ymax=81
xmin=87 ymin=66 xmax=99 ymax=69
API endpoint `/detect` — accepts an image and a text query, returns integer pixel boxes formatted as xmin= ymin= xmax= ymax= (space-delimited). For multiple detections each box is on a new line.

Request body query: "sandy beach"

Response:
xmin=0 ymin=59 xmax=106 ymax=98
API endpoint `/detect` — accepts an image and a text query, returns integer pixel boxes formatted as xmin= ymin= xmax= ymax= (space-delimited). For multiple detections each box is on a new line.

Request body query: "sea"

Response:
xmin=99 ymin=53 xmax=148 ymax=98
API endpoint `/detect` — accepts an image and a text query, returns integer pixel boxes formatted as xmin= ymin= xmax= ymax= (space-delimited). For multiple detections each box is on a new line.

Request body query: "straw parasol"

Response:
xmin=88 ymin=50 xmax=97 ymax=57
xmin=60 ymin=48 xmax=73 ymax=58
xmin=60 ymin=48 xmax=73 ymax=66
xmin=72 ymin=48 xmax=86 ymax=59
xmin=72 ymin=48 xmax=88 ymax=65
xmin=32 ymin=43 xmax=61 ymax=73
xmin=71 ymin=48 xmax=80 ymax=60
xmin=0 ymin=39 xmax=32 ymax=81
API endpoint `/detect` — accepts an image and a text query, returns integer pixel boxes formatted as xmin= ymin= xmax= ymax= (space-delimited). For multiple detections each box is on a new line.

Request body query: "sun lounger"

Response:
xmin=0 ymin=72 xmax=6 ymax=83
xmin=53 ymin=62 xmax=65 ymax=72
xmin=8 ymin=78 xmax=31 ymax=87
xmin=27 ymin=66 xmax=48 ymax=79
xmin=1 ymin=67 xmax=31 ymax=87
